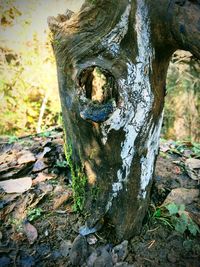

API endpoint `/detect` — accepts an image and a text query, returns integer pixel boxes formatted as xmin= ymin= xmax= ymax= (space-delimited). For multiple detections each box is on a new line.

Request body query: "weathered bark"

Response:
xmin=48 ymin=0 xmax=200 ymax=240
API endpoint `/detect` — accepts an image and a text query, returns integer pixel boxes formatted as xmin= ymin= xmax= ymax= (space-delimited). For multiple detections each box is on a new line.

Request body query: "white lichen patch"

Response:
xmin=139 ymin=112 xmax=164 ymax=198
xmin=102 ymin=0 xmax=155 ymax=211
xmin=102 ymin=4 xmax=131 ymax=55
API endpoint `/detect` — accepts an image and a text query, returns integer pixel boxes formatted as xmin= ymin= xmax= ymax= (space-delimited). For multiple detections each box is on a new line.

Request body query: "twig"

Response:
xmin=37 ymin=93 xmax=48 ymax=133
xmin=147 ymin=239 xmax=156 ymax=249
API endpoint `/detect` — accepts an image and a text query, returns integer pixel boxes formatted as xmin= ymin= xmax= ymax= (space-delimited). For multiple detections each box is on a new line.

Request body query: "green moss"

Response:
xmin=89 ymin=148 xmax=99 ymax=160
xmin=88 ymin=0 xmax=97 ymax=4
xmin=91 ymin=185 xmax=100 ymax=201
xmin=72 ymin=167 xmax=87 ymax=212
xmin=63 ymin=132 xmax=87 ymax=212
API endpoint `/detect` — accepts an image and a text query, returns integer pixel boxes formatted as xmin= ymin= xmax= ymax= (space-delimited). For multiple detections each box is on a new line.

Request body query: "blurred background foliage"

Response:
xmin=0 ymin=0 xmax=199 ymax=141
xmin=164 ymin=51 xmax=200 ymax=142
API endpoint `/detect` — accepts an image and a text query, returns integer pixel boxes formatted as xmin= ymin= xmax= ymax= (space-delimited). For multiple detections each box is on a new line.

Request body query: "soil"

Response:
xmin=0 ymin=128 xmax=200 ymax=267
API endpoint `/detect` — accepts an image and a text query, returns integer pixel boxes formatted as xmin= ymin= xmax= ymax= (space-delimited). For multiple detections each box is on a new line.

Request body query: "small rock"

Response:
xmin=112 ymin=240 xmax=128 ymax=263
xmin=87 ymin=234 xmax=98 ymax=245
xmin=167 ymin=249 xmax=177 ymax=263
xmin=87 ymin=250 xmax=98 ymax=267
xmin=94 ymin=248 xmax=113 ymax=267
xmin=60 ymin=240 xmax=72 ymax=257
xmin=44 ymin=229 xmax=49 ymax=236
xmin=185 ymin=158 xmax=200 ymax=169
xmin=23 ymin=221 xmax=38 ymax=244
xmin=32 ymin=159 xmax=48 ymax=172
xmin=163 ymin=188 xmax=199 ymax=205
xmin=185 ymin=158 xmax=200 ymax=181
xmin=69 ymin=235 xmax=88 ymax=266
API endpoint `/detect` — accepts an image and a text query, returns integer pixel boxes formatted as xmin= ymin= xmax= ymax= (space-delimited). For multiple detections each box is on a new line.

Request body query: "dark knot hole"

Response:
xmin=77 ymin=66 xmax=119 ymax=122
xmin=79 ymin=66 xmax=118 ymax=104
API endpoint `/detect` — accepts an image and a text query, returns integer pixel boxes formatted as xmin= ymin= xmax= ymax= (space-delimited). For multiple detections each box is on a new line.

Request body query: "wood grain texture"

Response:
xmin=49 ymin=0 xmax=200 ymax=240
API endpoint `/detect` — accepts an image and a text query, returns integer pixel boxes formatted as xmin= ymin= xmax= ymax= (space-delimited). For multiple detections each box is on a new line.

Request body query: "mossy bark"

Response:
xmin=48 ymin=0 xmax=200 ymax=240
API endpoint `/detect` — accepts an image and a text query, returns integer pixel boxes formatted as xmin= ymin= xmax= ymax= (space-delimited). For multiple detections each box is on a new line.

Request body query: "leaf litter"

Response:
xmin=0 ymin=130 xmax=199 ymax=266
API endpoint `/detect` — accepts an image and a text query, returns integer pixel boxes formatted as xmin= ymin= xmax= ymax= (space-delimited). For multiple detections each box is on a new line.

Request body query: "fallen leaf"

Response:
xmin=11 ymin=194 xmax=34 ymax=221
xmin=0 ymin=193 xmax=20 ymax=208
xmin=54 ymin=138 xmax=64 ymax=145
xmin=160 ymin=143 xmax=170 ymax=153
xmin=10 ymin=232 xmax=24 ymax=242
xmin=1 ymin=202 xmax=16 ymax=219
xmin=0 ymin=149 xmax=36 ymax=179
xmin=0 ymin=177 xmax=32 ymax=193
xmin=23 ymin=221 xmax=38 ymax=244
xmin=163 ymin=188 xmax=199 ymax=205
xmin=32 ymin=159 xmax=48 ymax=172
xmin=53 ymin=185 xmax=64 ymax=193
xmin=53 ymin=191 xmax=73 ymax=210
xmin=186 ymin=169 xmax=200 ymax=181
xmin=36 ymin=146 xmax=51 ymax=159
xmin=29 ymin=191 xmax=47 ymax=208
xmin=37 ymin=183 xmax=53 ymax=194
xmin=0 ymin=150 xmax=17 ymax=167
xmin=185 ymin=158 xmax=200 ymax=169
xmin=17 ymin=151 xmax=35 ymax=165
xmin=185 ymin=158 xmax=200 ymax=180
xmin=183 ymin=149 xmax=193 ymax=158
xmin=32 ymin=173 xmax=55 ymax=185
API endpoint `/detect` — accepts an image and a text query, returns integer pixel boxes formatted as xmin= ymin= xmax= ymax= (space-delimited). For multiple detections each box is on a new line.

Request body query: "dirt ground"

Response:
xmin=0 ymin=128 xmax=200 ymax=267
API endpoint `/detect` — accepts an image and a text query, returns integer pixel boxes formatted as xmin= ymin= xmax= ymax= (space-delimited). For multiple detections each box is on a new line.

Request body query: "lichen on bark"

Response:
xmin=49 ymin=0 xmax=200 ymax=240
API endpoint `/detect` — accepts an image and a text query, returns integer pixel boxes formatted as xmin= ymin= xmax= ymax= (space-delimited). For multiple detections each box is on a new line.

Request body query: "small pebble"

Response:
xmin=87 ymin=234 xmax=98 ymax=245
xmin=112 ymin=240 xmax=128 ymax=263
xmin=60 ymin=240 xmax=72 ymax=257
xmin=94 ymin=248 xmax=113 ymax=267
xmin=167 ymin=249 xmax=177 ymax=263
xmin=69 ymin=235 xmax=88 ymax=266
xmin=87 ymin=250 xmax=98 ymax=267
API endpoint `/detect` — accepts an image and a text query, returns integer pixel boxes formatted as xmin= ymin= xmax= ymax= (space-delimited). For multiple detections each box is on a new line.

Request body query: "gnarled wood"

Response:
xmin=49 ymin=0 xmax=200 ymax=240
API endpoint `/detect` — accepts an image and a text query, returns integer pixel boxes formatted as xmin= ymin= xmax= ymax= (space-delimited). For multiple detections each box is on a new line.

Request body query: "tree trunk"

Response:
xmin=48 ymin=0 xmax=200 ymax=240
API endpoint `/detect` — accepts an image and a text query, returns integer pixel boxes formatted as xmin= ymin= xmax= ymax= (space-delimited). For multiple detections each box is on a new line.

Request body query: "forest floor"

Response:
xmin=0 ymin=128 xmax=200 ymax=267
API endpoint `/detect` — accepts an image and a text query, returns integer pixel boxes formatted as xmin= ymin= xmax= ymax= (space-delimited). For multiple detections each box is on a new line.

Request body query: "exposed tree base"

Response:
xmin=0 ymin=131 xmax=200 ymax=266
